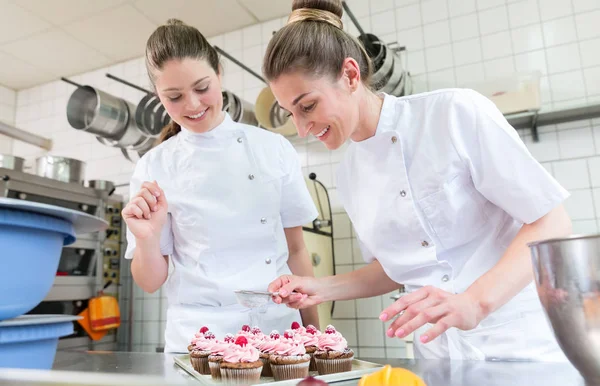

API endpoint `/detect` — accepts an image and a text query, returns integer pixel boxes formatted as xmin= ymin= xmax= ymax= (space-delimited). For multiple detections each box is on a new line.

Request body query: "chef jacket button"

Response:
xmin=261 ymin=218 xmax=267 ymax=224
xmin=237 ymin=137 xmax=243 ymax=143
xmin=391 ymin=136 xmax=398 ymax=143
xmin=265 ymin=258 xmax=272 ymax=264
xmin=400 ymin=190 xmax=406 ymax=197
xmin=421 ymin=240 xmax=429 ymax=247
xmin=441 ymin=274 xmax=450 ymax=282
xmin=248 ymin=174 xmax=255 ymax=180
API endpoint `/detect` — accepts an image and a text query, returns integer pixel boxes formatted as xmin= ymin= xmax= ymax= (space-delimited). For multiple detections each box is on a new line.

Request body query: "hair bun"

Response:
xmin=165 ymin=18 xmax=185 ymax=26
xmin=292 ymin=0 xmax=343 ymax=18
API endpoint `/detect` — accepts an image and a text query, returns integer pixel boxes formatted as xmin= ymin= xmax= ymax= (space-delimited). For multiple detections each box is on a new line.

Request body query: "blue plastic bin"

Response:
xmin=0 ymin=208 xmax=75 ymax=321
xmin=0 ymin=315 xmax=76 ymax=369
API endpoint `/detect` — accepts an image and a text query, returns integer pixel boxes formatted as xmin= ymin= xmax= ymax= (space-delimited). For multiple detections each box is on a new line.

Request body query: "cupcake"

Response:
xmin=236 ymin=324 xmax=252 ymax=336
xmin=190 ymin=331 xmax=216 ymax=375
xmin=314 ymin=325 xmax=354 ymax=375
xmin=220 ymin=336 xmax=263 ymax=383
xmin=246 ymin=326 xmax=267 ymax=349
xmin=256 ymin=330 xmax=281 ymax=377
xmin=294 ymin=323 xmax=321 ymax=371
xmin=269 ymin=330 xmax=311 ymax=381
xmin=188 ymin=326 xmax=209 ymax=352
xmin=208 ymin=335 xmax=234 ymax=380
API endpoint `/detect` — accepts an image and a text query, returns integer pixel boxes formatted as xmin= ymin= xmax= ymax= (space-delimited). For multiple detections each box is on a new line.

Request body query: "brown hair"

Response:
xmin=145 ymin=19 xmax=220 ymax=143
xmin=262 ymin=0 xmax=372 ymax=85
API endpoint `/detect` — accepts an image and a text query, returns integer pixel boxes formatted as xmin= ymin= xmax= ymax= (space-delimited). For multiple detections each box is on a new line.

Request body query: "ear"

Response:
xmin=339 ymin=58 xmax=361 ymax=93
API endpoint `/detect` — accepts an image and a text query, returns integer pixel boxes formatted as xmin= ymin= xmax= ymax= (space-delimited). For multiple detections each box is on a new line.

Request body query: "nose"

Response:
xmin=186 ymin=93 xmax=201 ymax=111
xmin=292 ymin=116 xmax=311 ymax=138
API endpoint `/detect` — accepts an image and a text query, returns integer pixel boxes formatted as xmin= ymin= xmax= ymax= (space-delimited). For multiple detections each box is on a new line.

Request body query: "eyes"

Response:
xmin=167 ymin=85 xmax=210 ymax=102
xmin=285 ymin=102 xmax=316 ymax=117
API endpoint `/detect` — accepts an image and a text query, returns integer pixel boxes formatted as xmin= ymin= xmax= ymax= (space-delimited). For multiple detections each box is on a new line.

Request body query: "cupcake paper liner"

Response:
xmin=190 ymin=356 xmax=210 ymax=375
xmin=315 ymin=357 xmax=353 ymax=375
xmin=271 ymin=361 xmax=310 ymax=381
xmin=208 ymin=360 xmax=222 ymax=379
xmin=260 ymin=357 xmax=273 ymax=377
xmin=220 ymin=366 xmax=262 ymax=384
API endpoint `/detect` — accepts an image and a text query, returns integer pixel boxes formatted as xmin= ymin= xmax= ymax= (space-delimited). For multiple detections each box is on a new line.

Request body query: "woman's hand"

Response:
xmin=268 ymin=275 xmax=323 ymax=309
xmin=380 ymin=286 xmax=486 ymax=343
xmin=122 ymin=181 xmax=168 ymax=240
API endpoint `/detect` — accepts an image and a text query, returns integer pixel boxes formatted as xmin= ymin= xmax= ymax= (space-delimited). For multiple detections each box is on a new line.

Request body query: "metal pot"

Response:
xmin=35 ymin=156 xmax=85 ymax=184
xmin=528 ymin=234 xmax=600 ymax=386
xmin=0 ymin=154 xmax=25 ymax=172
xmin=222 ymin=90 xmax=259 ymax=127
xmin=255 ymin=86 xmax=297 ymax=137
xmin=86 ymin=180 xmax=116 ymax=196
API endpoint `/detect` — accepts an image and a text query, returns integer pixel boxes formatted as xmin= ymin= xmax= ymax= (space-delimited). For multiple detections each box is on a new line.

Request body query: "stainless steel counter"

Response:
xmin=0 ymin=350 xmax=587 ymax=386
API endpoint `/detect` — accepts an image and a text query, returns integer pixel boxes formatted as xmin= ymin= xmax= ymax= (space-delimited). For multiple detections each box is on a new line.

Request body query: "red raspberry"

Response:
xmin=241 ymin=325 xmax=251 ymax=333
xmin=235 ymin=336 xmax=248 ymax=347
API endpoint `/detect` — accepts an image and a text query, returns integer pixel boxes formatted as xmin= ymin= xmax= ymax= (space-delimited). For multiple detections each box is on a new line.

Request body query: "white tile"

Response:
xmin=242 ymin=45 xmax=263 ymax=69
xmin=396 ymin=4 xmax=422 ymax=30
xmin=550 ymin=71 xmax=586 ymax=102
xmin=477 ymin=0 xmax=506 ymax=11
xmin=307 ymin=141 xmax=331 ymax=166
xmin=540 ymin=161 xmax=554 ymax=176
xmin=450 ymin=13 xmax=480 ymax=41
xmin=424 ymin=20 xmax=451 ymax=47
xmin=515 ymin=50 xmax=548 ymax=75
xmin=332 ymin=299 xmax=357 ymax=319
xmin=360 ymin=348 xmax=387 ymax=358
xmin=576 ymin=10 xmax=600 ymax=40
xmin=580 ymin=39 xmax=600 ymax=68
xmin=371 ymin=10 xmax=397 ymax=36
xmin=397 ymin=26 xmax=425 ymax=51
xmin=508 ymin=0 xmax=540 ymax=28
xmin=133 ymin=322 xmax=143 ymax=345
xmin=448 ymin=0 xmax=476 ymax=16
xmin=479 ymin=6 xmax=509 ymax=35
xmin=538 ymin=0 xmax=573 ymax=21
xmin=483 ymin=56 xmax=516 ymax=78
xmin=395 ymin=0 xmax=419 ymax=5
xmin=546 ymin=44 xmax=582 ymax=74
xmin=428 ymin=68 xmax=457 ymax=90
xmin=356 ymin=296 xmax=383 ymax=318
xmin=331 ymin=320 xmax=358 ymax=347
xmin=585 ymin=67 xmax=600 ymax=96
xmin=452 ymin=38 xmax=483 ymax=66
xmin=421 ymin=0 xmax=449 ymax=23
xmin=142 ymin=321 xmax=160 ymax=345
xmin=333 ymin=213 xmax=352 ymax=239
xmin=456 ymin=63 xmax=486 ymax=85
xmin=407 ymin=50 xmax=427 ymax=74
xmin=425 ymin=45 xmax=454 ymax=71
xmin=564 ymin=189 xmax=595 ymax=220
xmin=511 ymin=24 xmax=544 ymax=55
xmin=572 ymin=220 xmax=599 ymax=235
xmin=261 ymin=19 xmax=281 ymax=43
xmin=143 ymin=298 xmax=160 ymax=321
xmin=346 ymin=15 xmax=371 ymax=37
xmin=357 ymin=320 xmax=385 ymax=347
xmin=595 ymin=189 xmax=600 ymax=218
xmin=371 ymin=0 xmax=395 ymax=13
xmin=524 ymin=132 xmax=560 ymax=161
xmin=588 ymin=157 xmax=600 ymax=187
xmin=552 ymin=159 xmax=590 ymax=189
xmin=352 ymin=238 xmax=365 ymax=263
xmin=345 ymin=0 xmax=371 ymax=17
xmin=542 ymin=16 xmax=577 ymax=47
xmin=558 ymin=127 xmax=596 ymax=158
xmin=573 ymin=0 xmax=600 ymax=13
xmin=308 ymin=164 xmax=334 ymax=189
xmin=334 ymin=239 xmax=354 ymax=265
xmin=386 ymin=347 xmax=408 ymax=358
xmin=482 ymin=31 xmax=513 ymax=60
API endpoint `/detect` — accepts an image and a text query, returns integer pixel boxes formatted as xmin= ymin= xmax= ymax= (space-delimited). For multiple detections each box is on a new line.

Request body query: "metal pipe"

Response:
xmin=106 ymin=73 xmax=153 ymax=94
xmin=342 ymin=1 xmax=366 ymax=36
xmin=213 ymin=46 xmax=266 ymax=84
xmin=0 ymin=120 xmax=52 ymax=150
xmin=61 ymin=77 xmax=82 ymax=88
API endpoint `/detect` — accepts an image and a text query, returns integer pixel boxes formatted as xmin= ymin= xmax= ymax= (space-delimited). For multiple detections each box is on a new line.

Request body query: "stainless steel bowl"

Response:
xmin=529 ymin=234 xmax=600 ymax=386
xmin=35 ymin=156 xmax=85 ymax=184
xmin=0 ymin=154 xmax=25 ymax=172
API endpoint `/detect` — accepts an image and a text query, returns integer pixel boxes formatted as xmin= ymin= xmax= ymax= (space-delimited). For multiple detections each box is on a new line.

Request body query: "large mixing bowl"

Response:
xmin=529 ymin=234 xmax=600 ymax=386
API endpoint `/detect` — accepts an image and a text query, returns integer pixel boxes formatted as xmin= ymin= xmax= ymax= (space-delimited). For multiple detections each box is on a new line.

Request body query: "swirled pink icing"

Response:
xmin=317 ymin=332 xmax=348 ymax=352
xmin=272 ymin=339 xmax=307 ymax=356
xmin=223 ymin=344 xmax=260 ymax=363
xmin=209 ymin=341 xmax=232 ymax=356
xmin=194 ymin=337 xmax=219 ymax=352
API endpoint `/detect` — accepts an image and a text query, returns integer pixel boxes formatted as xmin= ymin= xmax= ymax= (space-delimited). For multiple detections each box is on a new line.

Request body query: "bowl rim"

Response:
xmin=527 ymin=233 xmax=600 ymax=247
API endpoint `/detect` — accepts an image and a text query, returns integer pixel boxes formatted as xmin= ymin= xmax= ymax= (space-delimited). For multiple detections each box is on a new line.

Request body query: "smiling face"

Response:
xmin=153 ymin=57 xmax=224 ymax=133
xmin=269 ymin=61 xmax=362 ymax=150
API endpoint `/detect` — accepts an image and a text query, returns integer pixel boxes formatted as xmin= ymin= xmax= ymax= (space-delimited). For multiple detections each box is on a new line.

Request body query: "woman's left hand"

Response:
xmin=379 ymin=286 xmax=486 ymax=343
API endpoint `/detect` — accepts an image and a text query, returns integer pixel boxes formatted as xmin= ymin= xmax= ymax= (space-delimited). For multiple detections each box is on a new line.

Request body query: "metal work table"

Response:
xmin=0 ymin=350 xmax=586 ymax=385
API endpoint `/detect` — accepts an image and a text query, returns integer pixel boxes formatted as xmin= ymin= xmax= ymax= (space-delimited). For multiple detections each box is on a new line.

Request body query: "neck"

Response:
xmin=350 ymin=88 xmax=384 ymax=142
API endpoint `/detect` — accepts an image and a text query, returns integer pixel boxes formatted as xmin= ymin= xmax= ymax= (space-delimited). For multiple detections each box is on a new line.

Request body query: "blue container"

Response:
xmin=0 ymin=208 xmax=75 ymax=321
xmin=0 ymin=315 xmax=76 ymax=369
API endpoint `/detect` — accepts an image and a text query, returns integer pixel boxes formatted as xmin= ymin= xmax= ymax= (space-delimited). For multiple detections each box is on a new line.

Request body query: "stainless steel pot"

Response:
xmin=528 ymin=234 xmax=600 ymax=386
xmin=86 ymin=180 xmax=116 ymax=196
xmin=222 ymin=90 xmax=258 ymax=126
xmin=35 ymin=156 xmax=85 ymax=184
xmin=0 ymin=154 xmax=25 ymax=172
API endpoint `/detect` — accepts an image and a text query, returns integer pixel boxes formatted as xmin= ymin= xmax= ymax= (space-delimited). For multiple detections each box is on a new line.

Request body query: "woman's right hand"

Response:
xmin=121 ymin=181 xmax=168 ymax=240
xmin=268 ymin=275 xmax=324 ymax=309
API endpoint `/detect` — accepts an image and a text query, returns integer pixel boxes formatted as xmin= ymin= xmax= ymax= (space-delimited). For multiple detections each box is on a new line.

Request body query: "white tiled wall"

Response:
xmin=5 ymin=0 xmax=600 ymax=357
xmin=0 ymin=85 xmax=16 ymax=154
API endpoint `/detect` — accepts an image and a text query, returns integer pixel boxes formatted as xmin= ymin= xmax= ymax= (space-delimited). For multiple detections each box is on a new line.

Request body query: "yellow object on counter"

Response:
xmin=358 ymin=365 xmax=426 ymax=386
xmin=89 ymin=294 xmax=120 ymax=331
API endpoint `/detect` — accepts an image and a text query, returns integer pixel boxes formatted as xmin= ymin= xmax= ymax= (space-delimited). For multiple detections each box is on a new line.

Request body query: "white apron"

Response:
xmin=337 ymin=90 xmax=568 ymax=361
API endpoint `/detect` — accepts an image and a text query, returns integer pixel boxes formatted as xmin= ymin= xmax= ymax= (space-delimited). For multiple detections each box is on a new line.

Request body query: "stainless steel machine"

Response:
xmin=0 ymin=159 xmax=128 ymax=351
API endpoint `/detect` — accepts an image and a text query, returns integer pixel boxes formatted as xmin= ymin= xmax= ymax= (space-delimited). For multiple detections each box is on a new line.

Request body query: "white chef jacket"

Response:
xmin=337 ymin=89 xmax=570 ymax=361
xmin=124 ymin=113 xmax=318 ymax=353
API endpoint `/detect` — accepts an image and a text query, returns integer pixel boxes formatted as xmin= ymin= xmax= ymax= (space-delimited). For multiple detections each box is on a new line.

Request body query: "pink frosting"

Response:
xmin=272 ymin=339 xmax=307 ymax=356
xmin=223 ymin=344 xmax=260 ymax=363
xmin=246 ymin=334 xmax=266 ymax=349
xmin=299 ymin=332 xmax=319 ymax=347
xmin=195 ymin=338 xmax=219 ymax=352
xmin=209 ymin=341 xmax=232 ymax=356
xmin=257 ymin=337 xmax=280 ymax=353
xmin=317 ymin=333 xmax=348 ymax=352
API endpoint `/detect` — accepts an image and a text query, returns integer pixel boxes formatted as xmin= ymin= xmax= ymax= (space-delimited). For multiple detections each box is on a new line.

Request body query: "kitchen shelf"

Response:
xmin=505 ymin=102 xmax=600 ymax=142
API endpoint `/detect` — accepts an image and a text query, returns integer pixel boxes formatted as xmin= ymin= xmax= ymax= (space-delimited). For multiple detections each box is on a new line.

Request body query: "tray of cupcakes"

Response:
xmin=173 ymin=323 xmax=383 ymax=385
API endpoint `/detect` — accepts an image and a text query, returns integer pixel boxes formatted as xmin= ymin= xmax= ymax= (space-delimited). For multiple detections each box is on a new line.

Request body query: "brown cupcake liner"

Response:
xmin=190 ymin=356 xmax=210 ymax=375
xmin=315 ymin=357 xmax=353 ymax=375
xmin=309 ymin=352 xmax=317 ymax=372
xmin=208 ymin=360 xmax=222 ymax=379
xmin=220 ymin=366 xmax=262 ymax=384
xmin=260 ymin=357 xmax=273 ymax=377
xmin=271 ymin=361 xmax=310 ymax=381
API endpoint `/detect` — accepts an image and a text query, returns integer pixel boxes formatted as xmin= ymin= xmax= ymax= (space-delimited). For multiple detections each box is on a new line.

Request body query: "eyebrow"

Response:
xmin=162 ymin=77 xmax=209 ymax=92
xmin=292 ymin=92 xmax=311 ymax=106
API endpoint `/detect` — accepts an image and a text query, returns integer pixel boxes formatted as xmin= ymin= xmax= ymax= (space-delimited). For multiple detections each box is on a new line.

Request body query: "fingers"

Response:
xmin=420 ymin=315 xmax=453 ymax=343
xmin=389 ymin=302 xmax=447 ymax=339
xmin=380 ymin=287 xmax=430 ymax=322
xmin=122 ymin=201 xmax=145 ymax=219
xmin=137 ymin=188 xmax=158 ymax=211
xmin=141 ymin=181 xmax=161 ymax=197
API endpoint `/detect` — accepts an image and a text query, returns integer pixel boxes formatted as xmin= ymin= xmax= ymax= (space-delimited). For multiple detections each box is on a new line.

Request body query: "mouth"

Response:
xmin=185 ymin=108 xmax=209 ymax=121
xmin=315 ymin=125 xmax=330 ymax=138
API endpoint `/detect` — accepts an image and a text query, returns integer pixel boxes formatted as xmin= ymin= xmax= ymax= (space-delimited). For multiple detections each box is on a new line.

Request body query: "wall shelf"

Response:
xmin=505 ymin=102 xmax=600 ymax=142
